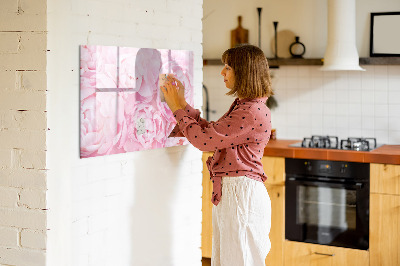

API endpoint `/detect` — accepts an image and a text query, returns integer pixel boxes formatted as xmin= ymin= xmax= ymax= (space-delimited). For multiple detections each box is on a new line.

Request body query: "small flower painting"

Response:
xmin=80 ymin=45 xmax=193 ymax=158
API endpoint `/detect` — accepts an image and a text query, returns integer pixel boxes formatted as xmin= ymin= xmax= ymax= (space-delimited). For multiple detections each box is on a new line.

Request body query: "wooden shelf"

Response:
xmin=203 ymin=58 xmax=323 ymax=67
xmin=359 ymin=57 xmax=400 ymax=65
xmin=203 ymin=57 xmax=400 ymax=67
xmin=268 ymin=58 xmax=322 ymax=67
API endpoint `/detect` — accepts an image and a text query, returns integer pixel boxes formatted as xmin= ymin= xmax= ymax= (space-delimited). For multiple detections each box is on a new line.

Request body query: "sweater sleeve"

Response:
xmin=173 ymin=106 xmax=256 ymax=152
xmin=168 ymin=103 xmax=211 ymax=137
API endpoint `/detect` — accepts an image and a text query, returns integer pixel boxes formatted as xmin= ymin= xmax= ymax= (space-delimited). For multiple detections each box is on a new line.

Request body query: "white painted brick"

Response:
xmin=0 ymin=208 xmax=46 ymax=230
xmin=0 ymin=91 xmax=46 ymax=111
xmin=0 ymin=9 xmax=46 ymax=32
xmin=18 ymin=0 xmax=47 ymax=14
xmin=19 ymin=189 xmax=46 ymax=209
xmin=87 ymin=212 xmax=109 ymax=234
xmin=0 ymin=187 xmax=19 ymax=208
xmin=0 ymin=247 xmax=45 ymax=266
xmin=20 ymin=149 xmax=46 ymax=170
xmin=0 ymin=32 xmax=46 ymax=71
xmin=166 ymin=0 xmax=192 ymax=15
xmin=181 ymin=16 xmax=202 ymax=30
xmin=0 ymin=169 xmax=47 ymax=189
xmin=151 ymin=11 xmax=180 ymax=27
xmin=0 ymin=227 xmax=19 ymax=247
xmin=105 ymin=178 xmax=123 ymax=196
xmin=0 ymin=32 xmax=20 ymax=54
xmin=1 ymin=110 xmax=46 ymax=130
xmin=20 ymin=229 xmax=46 ymax=250
xmin=135 ymin=24 xmax=171 ymax=41
xmin=190 ymin=160 xmax=203 ymax=174
xmin=0 ymin=71 xmax=16 ymax=90
xmin=0 ymin=149 xmax=11 ymax=169
xmin=72 ymin=218 xmax=88 ymax=237
xmin=87 ymin=164 xmax=108 ymax=183
xmin=189 ymin=3 xmax=203 ymax=19
xmin=16 ymin=70 xmax=47 ymax=91
xmin=128 ymin=0 xmax=166 ymax=12
xmin=0 ymin=129 xmax=46 ymax=150
xmin=0 ymin=0 xmax=18 ymax=13
xmin=71 ymin=166 xmax=89 ymax=187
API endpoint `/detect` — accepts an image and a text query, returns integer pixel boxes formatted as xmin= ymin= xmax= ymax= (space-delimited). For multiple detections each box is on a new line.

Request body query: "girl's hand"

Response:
xmin=169 ymin=76 xmax=187 ymax=108
xmin=160 ymin=77 xmax=185 ymax=113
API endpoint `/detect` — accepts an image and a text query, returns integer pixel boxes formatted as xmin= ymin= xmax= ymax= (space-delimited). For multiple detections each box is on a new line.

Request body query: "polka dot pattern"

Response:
xmin=172 ymin=97 xmax=272 ymax=206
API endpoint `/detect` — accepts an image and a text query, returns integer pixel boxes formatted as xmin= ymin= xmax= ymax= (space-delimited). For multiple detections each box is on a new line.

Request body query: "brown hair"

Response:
xmin=221 ymin=44 xmax=273 ymax=99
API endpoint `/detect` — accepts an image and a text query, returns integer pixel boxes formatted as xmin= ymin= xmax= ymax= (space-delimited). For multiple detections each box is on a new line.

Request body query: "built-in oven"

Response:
xmin=285 ymin=158 xmax=370 ymax=250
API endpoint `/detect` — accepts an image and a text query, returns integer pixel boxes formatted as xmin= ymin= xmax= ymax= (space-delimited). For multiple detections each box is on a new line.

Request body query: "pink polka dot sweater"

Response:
xmin=170 ymin=97 xmax=272 ymax=206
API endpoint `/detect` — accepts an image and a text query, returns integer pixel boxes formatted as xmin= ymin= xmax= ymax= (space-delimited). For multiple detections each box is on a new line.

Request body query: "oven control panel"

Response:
xmin=286 ymin=158 xmax=369 ymax=180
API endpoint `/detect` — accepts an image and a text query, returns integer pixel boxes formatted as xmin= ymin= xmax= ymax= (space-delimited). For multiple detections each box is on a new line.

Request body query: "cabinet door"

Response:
xmin=261 ymin=156 xmax=285 ymax=185
xmin=370 ymin=163 xmax=400 ymax=195
xmin=284 ymin=241 xmax=369 ymax=266
xmin=370 ymin=193 xmax=400 ymax=266
xmin=264 ymin=185 xmax=284 ymax=266
xmin=202 ymin=152 xmax=213 ymax=258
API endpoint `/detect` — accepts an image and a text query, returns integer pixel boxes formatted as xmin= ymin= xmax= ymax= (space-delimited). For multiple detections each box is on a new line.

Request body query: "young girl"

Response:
xmin=161 ymin=44 xmax=273 ymax=266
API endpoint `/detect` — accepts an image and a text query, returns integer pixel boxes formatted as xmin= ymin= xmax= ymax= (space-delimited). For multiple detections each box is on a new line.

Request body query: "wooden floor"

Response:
xmin=202 ymin=257 xmax=211 ymax=266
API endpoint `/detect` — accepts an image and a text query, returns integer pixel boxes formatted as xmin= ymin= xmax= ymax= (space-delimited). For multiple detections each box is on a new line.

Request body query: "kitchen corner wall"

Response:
xmin=47 ymin=1 xmax=203 ymax=266
xmin=203 ymin=0 xmax=400 ymax=145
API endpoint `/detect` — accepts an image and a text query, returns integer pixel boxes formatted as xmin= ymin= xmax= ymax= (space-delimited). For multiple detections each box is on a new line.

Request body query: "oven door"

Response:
xmin=285 ymin=177 xmax=369 ymax=250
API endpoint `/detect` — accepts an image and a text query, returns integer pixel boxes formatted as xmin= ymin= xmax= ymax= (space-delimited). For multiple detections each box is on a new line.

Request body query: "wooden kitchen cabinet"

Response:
xmin=284 ymin=241 xmax=369 ymax=266
xmin=261 ymin=156 xmax=285 ymax=186
xmin=370 ymin=193 xmax=400 ymax=266
xmin=370 ymin=163 xmax=400 ymax=195
xmin=264 ymin=184 xmax=285 ymax=266
xmin=262 ymin=156 xmax=285 ymax=266
xmin=202 ymin=152 xmax=214 ymax=258
xmin=370 ymin=163 xmax=400 ymax=266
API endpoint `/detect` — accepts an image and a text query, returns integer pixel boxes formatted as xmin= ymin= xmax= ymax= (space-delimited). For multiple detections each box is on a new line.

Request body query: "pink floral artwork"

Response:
xmin=80 ymin=45 xmax=193 ymax=158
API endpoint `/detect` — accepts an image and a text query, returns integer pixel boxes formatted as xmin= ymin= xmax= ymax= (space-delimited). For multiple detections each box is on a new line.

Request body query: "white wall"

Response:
xmin=0 ymin=0 xmax=48 ymax=265
xmin=46 ymin=0 xmax=203 ymax=265
xmin=203 ymin=0 xmax=400 ymax=145
xmin=203 ymin=0 xmax=400 ymax=58
xmin=271 ymin=65 xmax=400 ymax=144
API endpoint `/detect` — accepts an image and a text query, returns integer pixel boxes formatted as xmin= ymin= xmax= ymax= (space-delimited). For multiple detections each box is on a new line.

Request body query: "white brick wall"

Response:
xmin=47 ymin=1 xmax=203 ymax=266
xmin=0 ymin=0 xmax=48 ymax=265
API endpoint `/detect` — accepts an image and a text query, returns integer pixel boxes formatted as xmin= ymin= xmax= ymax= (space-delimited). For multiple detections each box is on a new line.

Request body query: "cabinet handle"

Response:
xmin=314 ymin=252 xmax=335 ymax=257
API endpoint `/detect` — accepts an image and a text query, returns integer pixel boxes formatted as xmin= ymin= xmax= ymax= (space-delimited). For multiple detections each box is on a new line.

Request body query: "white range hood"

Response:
xmin=320 ymin=0 xmax=365 ymax=71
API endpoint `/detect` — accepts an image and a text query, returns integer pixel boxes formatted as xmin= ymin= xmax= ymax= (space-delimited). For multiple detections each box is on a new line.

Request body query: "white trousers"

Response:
xmin=212 ymin=176 xmax=271 ymax=266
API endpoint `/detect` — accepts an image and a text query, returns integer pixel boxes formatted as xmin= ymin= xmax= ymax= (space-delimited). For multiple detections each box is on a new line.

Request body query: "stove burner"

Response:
xmin=301 ymin=135 xmax=339 ymax=149
xmin=340 ymin=137 xmax=377 ymax=151
xmin=294 ymin=136 xmax=379 ymax=151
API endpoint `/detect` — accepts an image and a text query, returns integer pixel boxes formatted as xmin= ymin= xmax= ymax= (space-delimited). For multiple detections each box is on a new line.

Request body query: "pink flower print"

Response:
xmin=135 ymin=48 xmax=162 ymax=100
xmin=119 ymin=47 xmax=139 ymax=90
xmin=120 ymin=102 xmax=168 ymax=151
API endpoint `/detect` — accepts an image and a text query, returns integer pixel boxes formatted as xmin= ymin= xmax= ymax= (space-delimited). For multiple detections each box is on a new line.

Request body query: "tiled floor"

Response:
xmin=202 ymin=257 xmax=211 ymax=266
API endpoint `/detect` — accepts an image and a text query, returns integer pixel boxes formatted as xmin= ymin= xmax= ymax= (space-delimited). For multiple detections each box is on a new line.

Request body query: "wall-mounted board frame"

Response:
xmin=80 ymin=45 xmax=194 ymax=158
xmin=370 ymin=12 xmax=400 ymax=57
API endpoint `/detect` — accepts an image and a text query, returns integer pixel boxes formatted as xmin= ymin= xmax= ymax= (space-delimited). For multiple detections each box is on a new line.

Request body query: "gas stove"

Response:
xmin=289 ymin=135 xmax=381 ymax=151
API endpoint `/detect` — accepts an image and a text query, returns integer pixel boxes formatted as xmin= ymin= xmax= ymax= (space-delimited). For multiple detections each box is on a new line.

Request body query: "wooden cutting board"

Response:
xmin=231 ymin=16 xmax=249 ymax=48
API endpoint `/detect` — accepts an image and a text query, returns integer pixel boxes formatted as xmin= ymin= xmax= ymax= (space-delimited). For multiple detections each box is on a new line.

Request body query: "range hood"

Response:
xmin=320 ymin=0 xmax=365 ymax=71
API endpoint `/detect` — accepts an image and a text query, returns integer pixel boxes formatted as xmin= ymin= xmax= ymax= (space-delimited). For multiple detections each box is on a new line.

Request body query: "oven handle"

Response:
xmin=286 ymin=177 xmax=364 ymax=189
